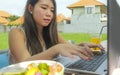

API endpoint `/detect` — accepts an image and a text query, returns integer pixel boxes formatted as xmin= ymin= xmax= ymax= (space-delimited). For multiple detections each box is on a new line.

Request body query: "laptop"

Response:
xmin=54 ymin=41 xmax=107 ymax=75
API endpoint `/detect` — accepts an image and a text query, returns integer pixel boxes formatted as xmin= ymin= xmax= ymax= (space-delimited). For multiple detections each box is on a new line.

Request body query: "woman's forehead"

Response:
xmin=37 ymin=0 xmax=54 ymax=7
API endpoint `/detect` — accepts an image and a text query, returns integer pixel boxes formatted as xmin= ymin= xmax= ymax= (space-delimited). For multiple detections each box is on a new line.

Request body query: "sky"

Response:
xmin=0 ymin=0 xmax=107 ymax=17
xmin=116 ymin=0 xmax=120 ymax=7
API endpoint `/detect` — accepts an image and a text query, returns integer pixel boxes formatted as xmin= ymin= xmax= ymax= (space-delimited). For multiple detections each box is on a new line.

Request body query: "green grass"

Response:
xmin=0 ymin=32 xmax=9 ymax=50
xmin=0 ymin=32 xmax=107 ymax=50
xmin=60 ymin=33 xmax=107 ymax=44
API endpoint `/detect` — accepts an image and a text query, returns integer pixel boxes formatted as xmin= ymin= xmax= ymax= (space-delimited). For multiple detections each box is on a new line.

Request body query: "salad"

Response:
xmin=0 ymin=60 xmax=64 ymax=75
xmin=25 ymin=63 xmax=63 ymax=75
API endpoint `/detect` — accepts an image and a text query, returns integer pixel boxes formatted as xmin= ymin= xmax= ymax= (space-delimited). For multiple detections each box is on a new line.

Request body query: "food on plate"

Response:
xmin=25 ymin=63 xmax=62 ymax=75
xmin=0 ymin=61 xmax=64 ymax=75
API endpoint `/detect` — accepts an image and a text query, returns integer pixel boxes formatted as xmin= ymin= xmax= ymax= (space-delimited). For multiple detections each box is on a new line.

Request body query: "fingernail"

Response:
xmin=89 ymin=57 xmax=93 ymax=60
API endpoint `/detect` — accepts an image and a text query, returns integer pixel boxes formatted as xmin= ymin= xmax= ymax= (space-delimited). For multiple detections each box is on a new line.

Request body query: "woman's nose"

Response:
xmin=46 ymin=10 xmax=52 ymax=17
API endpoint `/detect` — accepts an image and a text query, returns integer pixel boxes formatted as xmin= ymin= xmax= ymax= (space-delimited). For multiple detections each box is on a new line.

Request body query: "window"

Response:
xmin=85 ymin=5 xmax=95 ymax=14
xmin=66 ymin=20 xmax=71 ymax=24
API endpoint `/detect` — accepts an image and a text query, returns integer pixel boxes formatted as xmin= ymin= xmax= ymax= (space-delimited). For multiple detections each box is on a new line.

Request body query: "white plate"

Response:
xmin=0 ymin=60 xmax=64 ymax=75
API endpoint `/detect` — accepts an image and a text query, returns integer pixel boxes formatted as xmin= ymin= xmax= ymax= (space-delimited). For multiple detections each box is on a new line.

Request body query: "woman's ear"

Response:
xmin=28 ymin=4 xmax=33 ymax=14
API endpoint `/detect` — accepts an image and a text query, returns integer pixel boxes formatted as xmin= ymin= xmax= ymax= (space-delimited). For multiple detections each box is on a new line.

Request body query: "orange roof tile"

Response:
xmin=57 ymin=14 xmax=65 ymax=23
xmin=67 ymin=0 xmax=105 ymax=8
xmin=0 ymin=10 xmax=11 ymax=17
xmin=9 ymin=16 xmax=24 ymax=26
xmin=0 ymin=17 xmax=9 ymax=25
xmin=57 ymin=14 xmax=71 ymax=23
xmin=64 ymin=17 xmax=71 ymax=20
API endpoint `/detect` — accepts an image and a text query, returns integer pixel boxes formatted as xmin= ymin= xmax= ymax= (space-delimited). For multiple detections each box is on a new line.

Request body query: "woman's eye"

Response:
xmin=51 ymin=10 xmax=54 ymax=12
xmin=41 ymin=7 xmax=47 ymax=9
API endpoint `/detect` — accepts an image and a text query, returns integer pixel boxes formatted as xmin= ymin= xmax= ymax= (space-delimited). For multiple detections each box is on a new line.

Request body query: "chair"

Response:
xmin=68 ymin=40 xmax=75 ymax=44
xmin=0 ymin=50 xmax=9 ymax=69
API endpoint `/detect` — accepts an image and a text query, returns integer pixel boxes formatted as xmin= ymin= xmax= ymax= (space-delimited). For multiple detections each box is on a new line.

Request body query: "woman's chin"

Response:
xmin=42 ymin=23 xmax=50 ymax=27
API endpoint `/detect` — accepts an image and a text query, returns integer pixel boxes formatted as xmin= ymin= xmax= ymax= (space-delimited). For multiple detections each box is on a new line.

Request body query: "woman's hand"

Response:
xmin=78 ymin=42 xmax=105 ymax=51
xmin=53 ymin=44 xmax=94 ymax=60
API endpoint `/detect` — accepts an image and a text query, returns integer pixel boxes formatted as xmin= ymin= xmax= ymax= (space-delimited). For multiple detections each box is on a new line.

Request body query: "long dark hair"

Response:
xmin=22 ymin=0 xmax=58 ymax=55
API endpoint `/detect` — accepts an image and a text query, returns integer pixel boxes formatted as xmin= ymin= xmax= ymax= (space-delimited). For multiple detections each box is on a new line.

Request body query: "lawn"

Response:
xmin=60 ymin=33 xmax=107 ymax=44
xmin=0 ymin=32 xmax=107 ymax=50
xmin=0 ymin=32 xmax=9 ymax=50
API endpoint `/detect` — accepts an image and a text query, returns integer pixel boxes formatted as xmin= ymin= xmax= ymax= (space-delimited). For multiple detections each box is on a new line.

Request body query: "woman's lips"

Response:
xmin=44 ymin=19 xmax=51 ymax=23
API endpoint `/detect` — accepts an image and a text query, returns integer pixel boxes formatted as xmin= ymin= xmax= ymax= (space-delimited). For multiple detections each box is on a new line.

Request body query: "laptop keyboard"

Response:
xmin=66 ymin=53 xmax=107 ymax=72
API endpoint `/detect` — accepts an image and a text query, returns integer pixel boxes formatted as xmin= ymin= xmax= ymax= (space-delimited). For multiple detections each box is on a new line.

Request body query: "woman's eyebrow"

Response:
xmin=40 ymin=4 xmax=54 ymax=9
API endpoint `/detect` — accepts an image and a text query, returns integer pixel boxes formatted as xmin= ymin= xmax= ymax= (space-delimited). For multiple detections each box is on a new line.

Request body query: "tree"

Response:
xmin=8 ymin=15 xmax=20 ymax=22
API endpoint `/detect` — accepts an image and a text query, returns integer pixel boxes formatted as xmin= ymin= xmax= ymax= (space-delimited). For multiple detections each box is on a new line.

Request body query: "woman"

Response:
xmin=9 ymin=0 xmax=104 ymax=64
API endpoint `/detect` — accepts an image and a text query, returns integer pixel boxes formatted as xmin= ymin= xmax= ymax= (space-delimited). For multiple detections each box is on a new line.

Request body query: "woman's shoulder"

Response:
xmin=9 ymin=26 xmax=25 ymax=33
xmin=9 ymin=27 xmax=25 ymax=39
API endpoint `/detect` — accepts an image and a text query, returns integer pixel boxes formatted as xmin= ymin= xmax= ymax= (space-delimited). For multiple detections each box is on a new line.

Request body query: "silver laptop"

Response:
xmin=54 ymin=41 xmax=107 ymax=75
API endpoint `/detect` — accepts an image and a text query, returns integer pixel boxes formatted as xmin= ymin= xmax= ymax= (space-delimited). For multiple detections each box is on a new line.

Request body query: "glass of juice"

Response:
xmin=90 ymin=33 xmax=101 ymax=51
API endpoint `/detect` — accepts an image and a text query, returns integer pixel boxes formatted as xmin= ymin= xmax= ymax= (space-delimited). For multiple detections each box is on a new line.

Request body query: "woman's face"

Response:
xmin=32 ymin=0 xmax=54 ymax=27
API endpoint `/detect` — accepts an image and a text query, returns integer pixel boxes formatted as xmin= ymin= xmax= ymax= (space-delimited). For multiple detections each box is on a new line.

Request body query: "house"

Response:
xmin=0 ymin=17 xmax=9 ymax=25
xmin=0 ymin=10 xmax=11 ymax=25
xmin=60 ymin=0 xmax=107 ymax=33
xmin=0 ymin=10 xmax=11 ymax=32
xmin=0 ymin=10 xmax=11 ymax=18
xmin=57 ymin=14 xmax=71 ymax=32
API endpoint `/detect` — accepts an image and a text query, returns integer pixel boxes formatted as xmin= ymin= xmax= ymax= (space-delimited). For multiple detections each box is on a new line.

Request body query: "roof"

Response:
xmin=0 ymin=17 xmax=9 ymax=25
xmin=67 ymin=0 xmax=105 ymax=8
xmin=64 ymin=17 xmax=71 ymax=21
xmin=57 ymin=14 xmax=71 ymax=23
xmin=0 ymin=10 xmax=11 ymax=17
xmin=57 ymin=14 xmax=65 ymax=23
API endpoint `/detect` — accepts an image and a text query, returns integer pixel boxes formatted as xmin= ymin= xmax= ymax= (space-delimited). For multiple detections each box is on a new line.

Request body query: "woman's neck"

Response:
xmin=37 ymin=25 xmax=43 ymax=34
xmin=37 ymin=25 xmax=46 ymax=50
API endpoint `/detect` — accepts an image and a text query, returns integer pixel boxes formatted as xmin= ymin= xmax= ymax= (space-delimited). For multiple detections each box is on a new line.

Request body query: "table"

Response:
xmin=0 ymin=40 xmax=107 ymax=75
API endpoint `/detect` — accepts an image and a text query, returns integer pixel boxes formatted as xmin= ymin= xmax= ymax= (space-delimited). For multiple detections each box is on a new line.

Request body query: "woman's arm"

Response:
xmin=58 ymin=33 xmax=104 ymax=50
xmin=9 ymin=29 xmax=95 ymax=63
xmin=9 ymin=28 xmax=31 ymax=62
xmin=9 ymin=28 xmax=58 ymax=63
